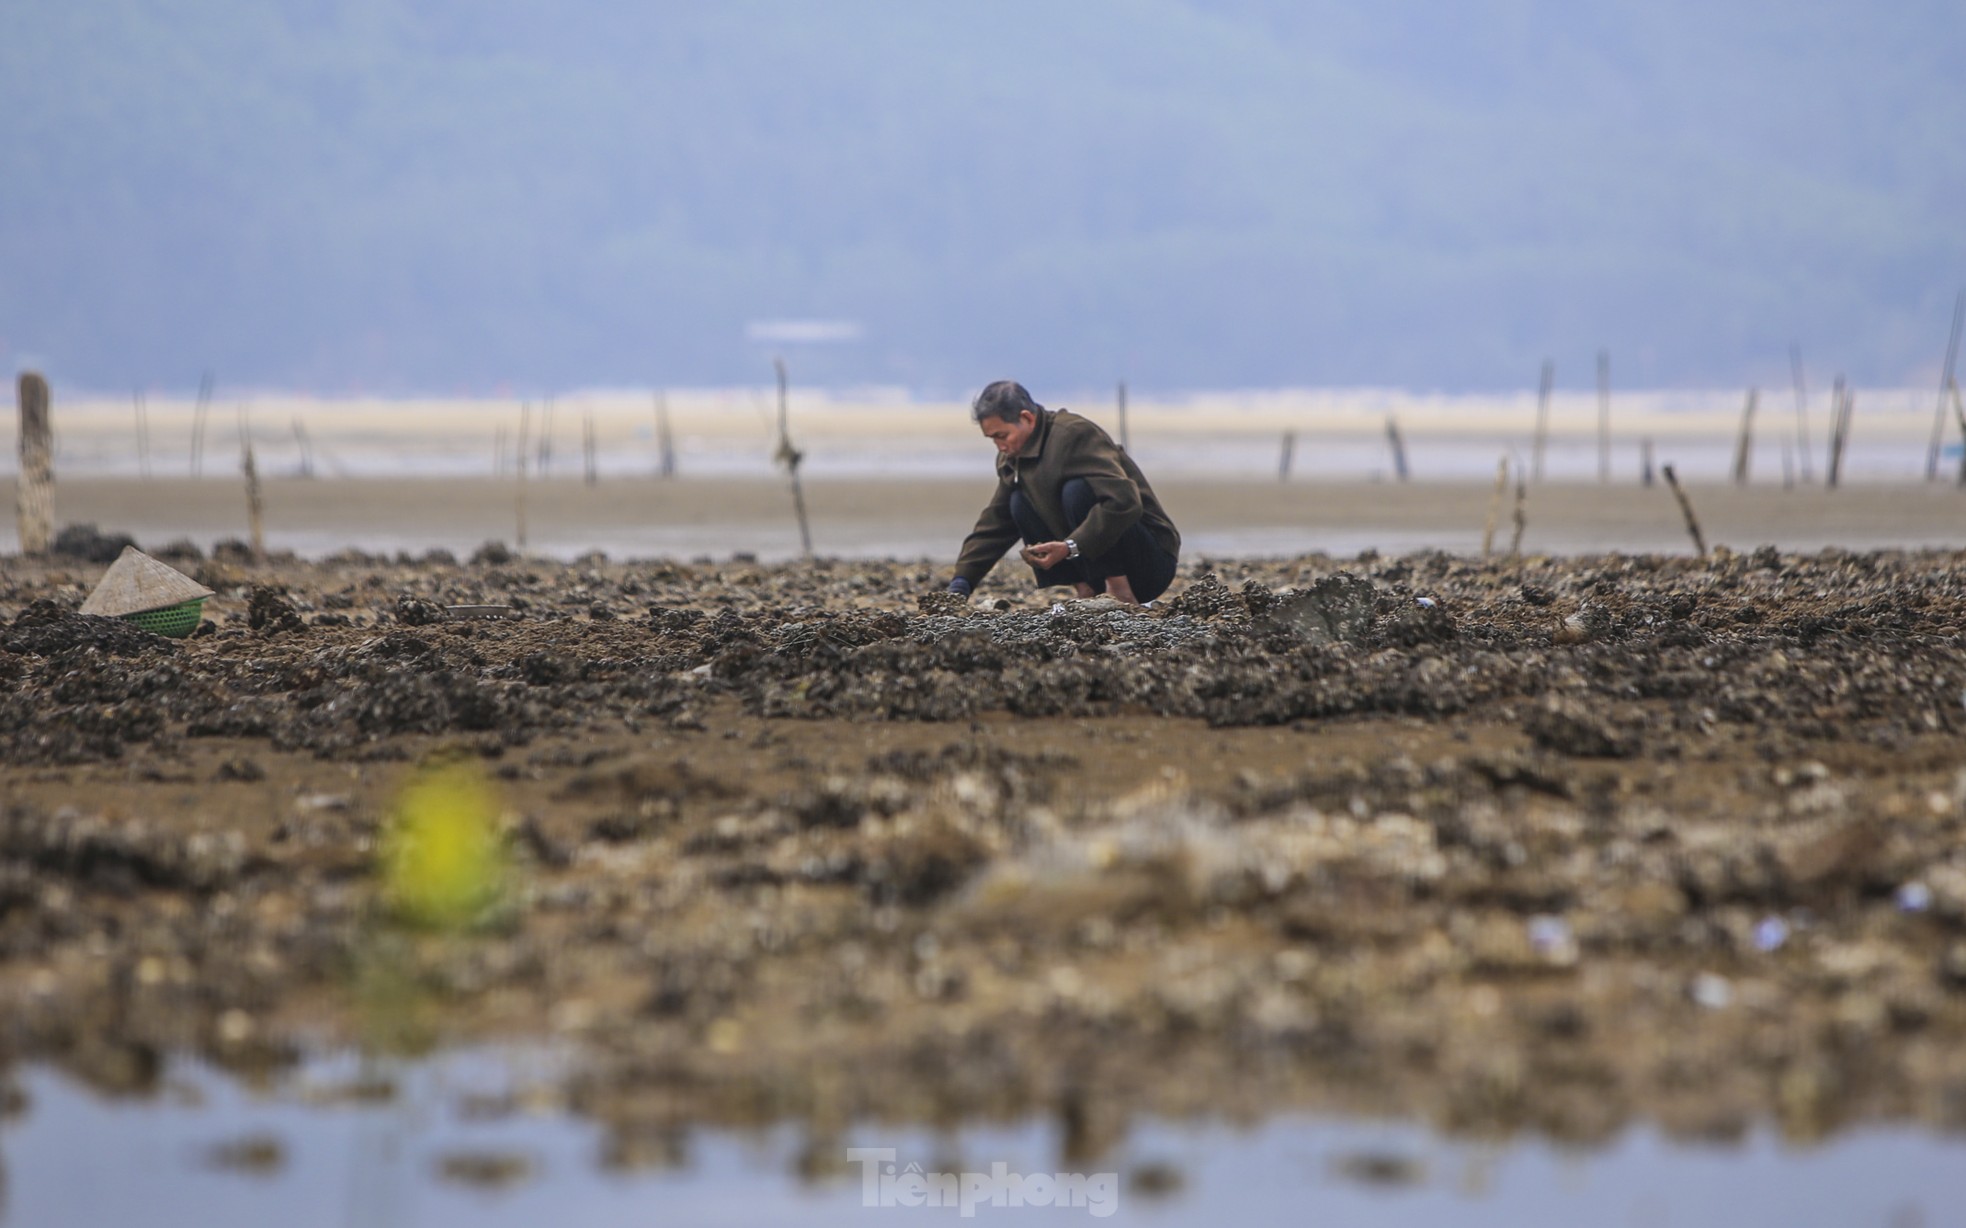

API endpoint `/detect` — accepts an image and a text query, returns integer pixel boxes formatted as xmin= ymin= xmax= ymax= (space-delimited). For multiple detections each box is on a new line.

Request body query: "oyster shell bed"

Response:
xmin=4 ymin=542 xmax=1966 ymax=1163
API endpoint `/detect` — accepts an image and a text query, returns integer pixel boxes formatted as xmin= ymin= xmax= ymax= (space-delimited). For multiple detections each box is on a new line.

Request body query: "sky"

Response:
xmin=1 ymin=1 xmax=1962 ymax=395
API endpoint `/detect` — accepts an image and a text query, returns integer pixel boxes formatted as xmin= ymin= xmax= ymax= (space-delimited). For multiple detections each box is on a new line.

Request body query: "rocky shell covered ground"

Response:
xmin=3 ymin=539 xmax=1966 ymax=1176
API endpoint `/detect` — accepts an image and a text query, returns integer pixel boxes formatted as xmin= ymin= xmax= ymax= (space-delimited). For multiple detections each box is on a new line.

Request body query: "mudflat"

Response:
xmin=3 ymin=543 xmax=1966 ymax=1166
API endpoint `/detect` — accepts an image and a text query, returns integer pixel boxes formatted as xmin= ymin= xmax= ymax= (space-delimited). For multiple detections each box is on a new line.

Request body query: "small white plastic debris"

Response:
xmin=1415 ymin=596 xmax=1437 ymax=608
xmin=1753 ymin=916 xmax=1789 ymax=952
xmin=1896 ymin=881 xmax=1933 ymax=913
xmin=1526 ymin=914 xmax=1571 ymax=954
xmin=1691 ymin=972 xmax=1733 ymax=1010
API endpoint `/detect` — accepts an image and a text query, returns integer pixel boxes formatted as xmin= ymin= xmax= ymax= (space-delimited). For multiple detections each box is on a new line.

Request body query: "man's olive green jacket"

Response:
xmin=953 ymin=408 xmax=1181 ymax=588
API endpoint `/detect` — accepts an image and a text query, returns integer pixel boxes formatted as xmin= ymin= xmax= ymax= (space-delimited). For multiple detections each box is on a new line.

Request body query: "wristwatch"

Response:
xmin=1065 ymin=539 xmax=1080 ymax=560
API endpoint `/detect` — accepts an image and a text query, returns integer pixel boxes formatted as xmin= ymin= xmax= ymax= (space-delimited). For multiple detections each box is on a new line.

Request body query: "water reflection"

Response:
xmin=2 ymin=1051 xmax=1961 ymax=1227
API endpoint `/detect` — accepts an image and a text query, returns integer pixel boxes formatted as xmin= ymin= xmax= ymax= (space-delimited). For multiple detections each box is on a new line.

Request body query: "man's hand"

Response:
xmin=1021 ymin=541 xmax=1071 ymax=569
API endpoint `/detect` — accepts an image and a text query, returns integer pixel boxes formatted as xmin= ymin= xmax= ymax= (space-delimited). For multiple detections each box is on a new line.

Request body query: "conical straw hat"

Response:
xmin=79 ymin=546 xmax=215 ymax=617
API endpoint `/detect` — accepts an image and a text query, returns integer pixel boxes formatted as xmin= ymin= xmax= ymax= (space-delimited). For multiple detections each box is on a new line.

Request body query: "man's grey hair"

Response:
xmin=971 ymin=380 xmax=1044 ymax=425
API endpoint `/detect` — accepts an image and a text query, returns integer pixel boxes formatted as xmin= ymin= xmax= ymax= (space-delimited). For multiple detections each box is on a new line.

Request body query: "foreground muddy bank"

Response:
xmin=2 ymin=545 xmax=1965 ymax=1168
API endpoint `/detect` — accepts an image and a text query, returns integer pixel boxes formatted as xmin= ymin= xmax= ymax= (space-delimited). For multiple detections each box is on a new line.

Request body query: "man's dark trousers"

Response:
xmin=1008 ymin=477 xmax=1178 ymax=602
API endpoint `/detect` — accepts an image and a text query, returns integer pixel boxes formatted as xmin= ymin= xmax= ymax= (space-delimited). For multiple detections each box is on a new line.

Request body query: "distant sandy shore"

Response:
xmin=4 ymin=474 xmax=1963 ymax=564
xmin=9 ymin=385 xmax=1954 ymax=485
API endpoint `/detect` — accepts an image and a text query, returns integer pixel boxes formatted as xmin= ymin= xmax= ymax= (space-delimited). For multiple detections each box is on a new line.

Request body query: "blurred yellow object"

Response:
xmin=383 ymin=760 xmax=506 ymax=928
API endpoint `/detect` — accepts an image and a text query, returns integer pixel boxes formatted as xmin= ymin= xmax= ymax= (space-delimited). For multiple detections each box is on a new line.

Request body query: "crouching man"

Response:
xmin=947 ymin=380 xmax=1180 ymax=605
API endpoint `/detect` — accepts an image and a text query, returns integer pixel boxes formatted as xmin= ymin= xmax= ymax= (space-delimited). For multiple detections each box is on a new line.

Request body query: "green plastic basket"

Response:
xmin=120 ymin=598 xmax=206 ymax=638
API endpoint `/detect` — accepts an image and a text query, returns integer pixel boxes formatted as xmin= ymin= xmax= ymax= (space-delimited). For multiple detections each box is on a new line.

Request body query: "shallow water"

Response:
xmin=7 ymin=1051 xmax=1963 ymax=1227
xmin=26 ymin=430 xmax=1956 ymax=486
xmin=257 ymin=517 xmax=1966 ymax=569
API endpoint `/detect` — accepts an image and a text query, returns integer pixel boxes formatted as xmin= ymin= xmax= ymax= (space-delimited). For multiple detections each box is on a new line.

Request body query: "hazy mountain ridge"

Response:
xmin=2 ymin=0 xmax=1960 ymax=392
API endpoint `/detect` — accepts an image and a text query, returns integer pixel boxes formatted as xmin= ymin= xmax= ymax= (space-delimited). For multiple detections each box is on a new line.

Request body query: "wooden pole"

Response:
xmin=1730 ymin=388 xmax=1758 ymax=485
xmin=1824 ymin=381 xmax=1840 ymax=485
xmin=1661 ymin=464 xmax=1707 ymax=558
xmin=1277 ymin=430 xmax=1294 ymax=482
xmin=1825 ymin=379 xmax=1852 ymax=490
xmin=1824 ymin=377 xmax=1843 ymax=484
xmin=15 ymin=371 xmax=53 ymax=556
xmin=1789 ymin=344 xmax=1814 ymax=483
xmin=1824 ymin=383 xmax=1840 ymax=489
xmin=1640 ymin=438 xmax=1655 ymax=488
xmin=189 ymin=369 xmax=214 ymax=477
xmin=1384 ymin=416 xmax=1409 ymax=482
xmin=774 ymin=357 xmax=813 ymax=560
xmin=241 ymin=444 xmax=264 ymax=563
xmin=1508 ymin=464 xmax=1527 ymax=558
xmin=516 ymin=401 xmax=530 ymax=551
xmin=1951 ymin=380 xmax=1966 ymax=488
xmin=1596 ymin=350 xmax=1611 ymax=483
xmin=1531 ymin=359 xmax=1553 ymax=482
xmin=134 ymin=388 xmax=152 ymax=479
xmin=655 ymin=390 xmax=676 ymax=478
xmin=1925 ymin=289 xmax=1964 ymax=480
xmin=582 ymin=410 xmax=598 ymax=486
xmin=1116 ymin=380 xmax=1129 ymax=453
xmin=1481 ymin=456 xmax=1509 ymax=558
xmin=239 ymin=407 xmax=264 ymax=562
xmin=292 ymin=417 xmax=315 ymax=478
xmin=537 ymin=396 xmax=555 ymax=476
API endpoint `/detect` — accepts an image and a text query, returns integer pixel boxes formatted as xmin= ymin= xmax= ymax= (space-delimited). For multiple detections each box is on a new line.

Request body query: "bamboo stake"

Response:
xmin=292 ymin=417 xmax=315 ymax=478
xmin=1925 ymin=289 xmax=1964 ymax=480
xmin=133 ymin=388 xmax=152 ymax=479
xmin=655 ymin=390 xmax=676 ymax=478
xmin=1661 ymin=464 xmax=1707 ymax=558
xmin=1836 ymin=383 xmax=1856 ymax=488
xmin=1384 ymin=416 xmax=1409 ymax=481
xmin=1731 ymin=388 xmax=1758 ymax=485
xmin=537 ymin=396 xmax=555 ymax=476
xmin=189 ymin=369 xmax=214 ymax=477
xmin=15 ymin=371 xmax=53 ymax=556
xmin=1530 ymin=359 xmax=1553 ymax=482
xmin=774 ymin=357 xmax=813 ymax=560
xmin=1825 ymin=380 xmax=1853 ymax=489
xmin=516 ymin=401 xmax=531 ymax=551
xmin=1826 ymin=376 xmax=1844 ymax=480
xmin=1481 ymin=455 xmax=1509 ymax=558
xmin=1508 ymin=463 xmax=1527 ymax=558
xmin=240 ymin=408 xmax=264 ymax=562
xmin=1640 ymin=438 xmax=1655 ymax=488
xmin=242 ymin=444 xmax=264 ymax=562
xmin=1116 ymin=380 xmax=1129 ymax=453
xmin=1277 ymin=431 xmax=1295 ymax=482
xmin=582 ymin=411 xmax=598 ymax=486
xmin=1789 ymin=344 xmax=1814 ymax=483
xmin=1951 ymin=379 xmax=1966 ymax=488
xmin=1596 ymin=350 xmax=1611 ymax=483
xmin=1832 ymin=385 xmax=1848 ymax=485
